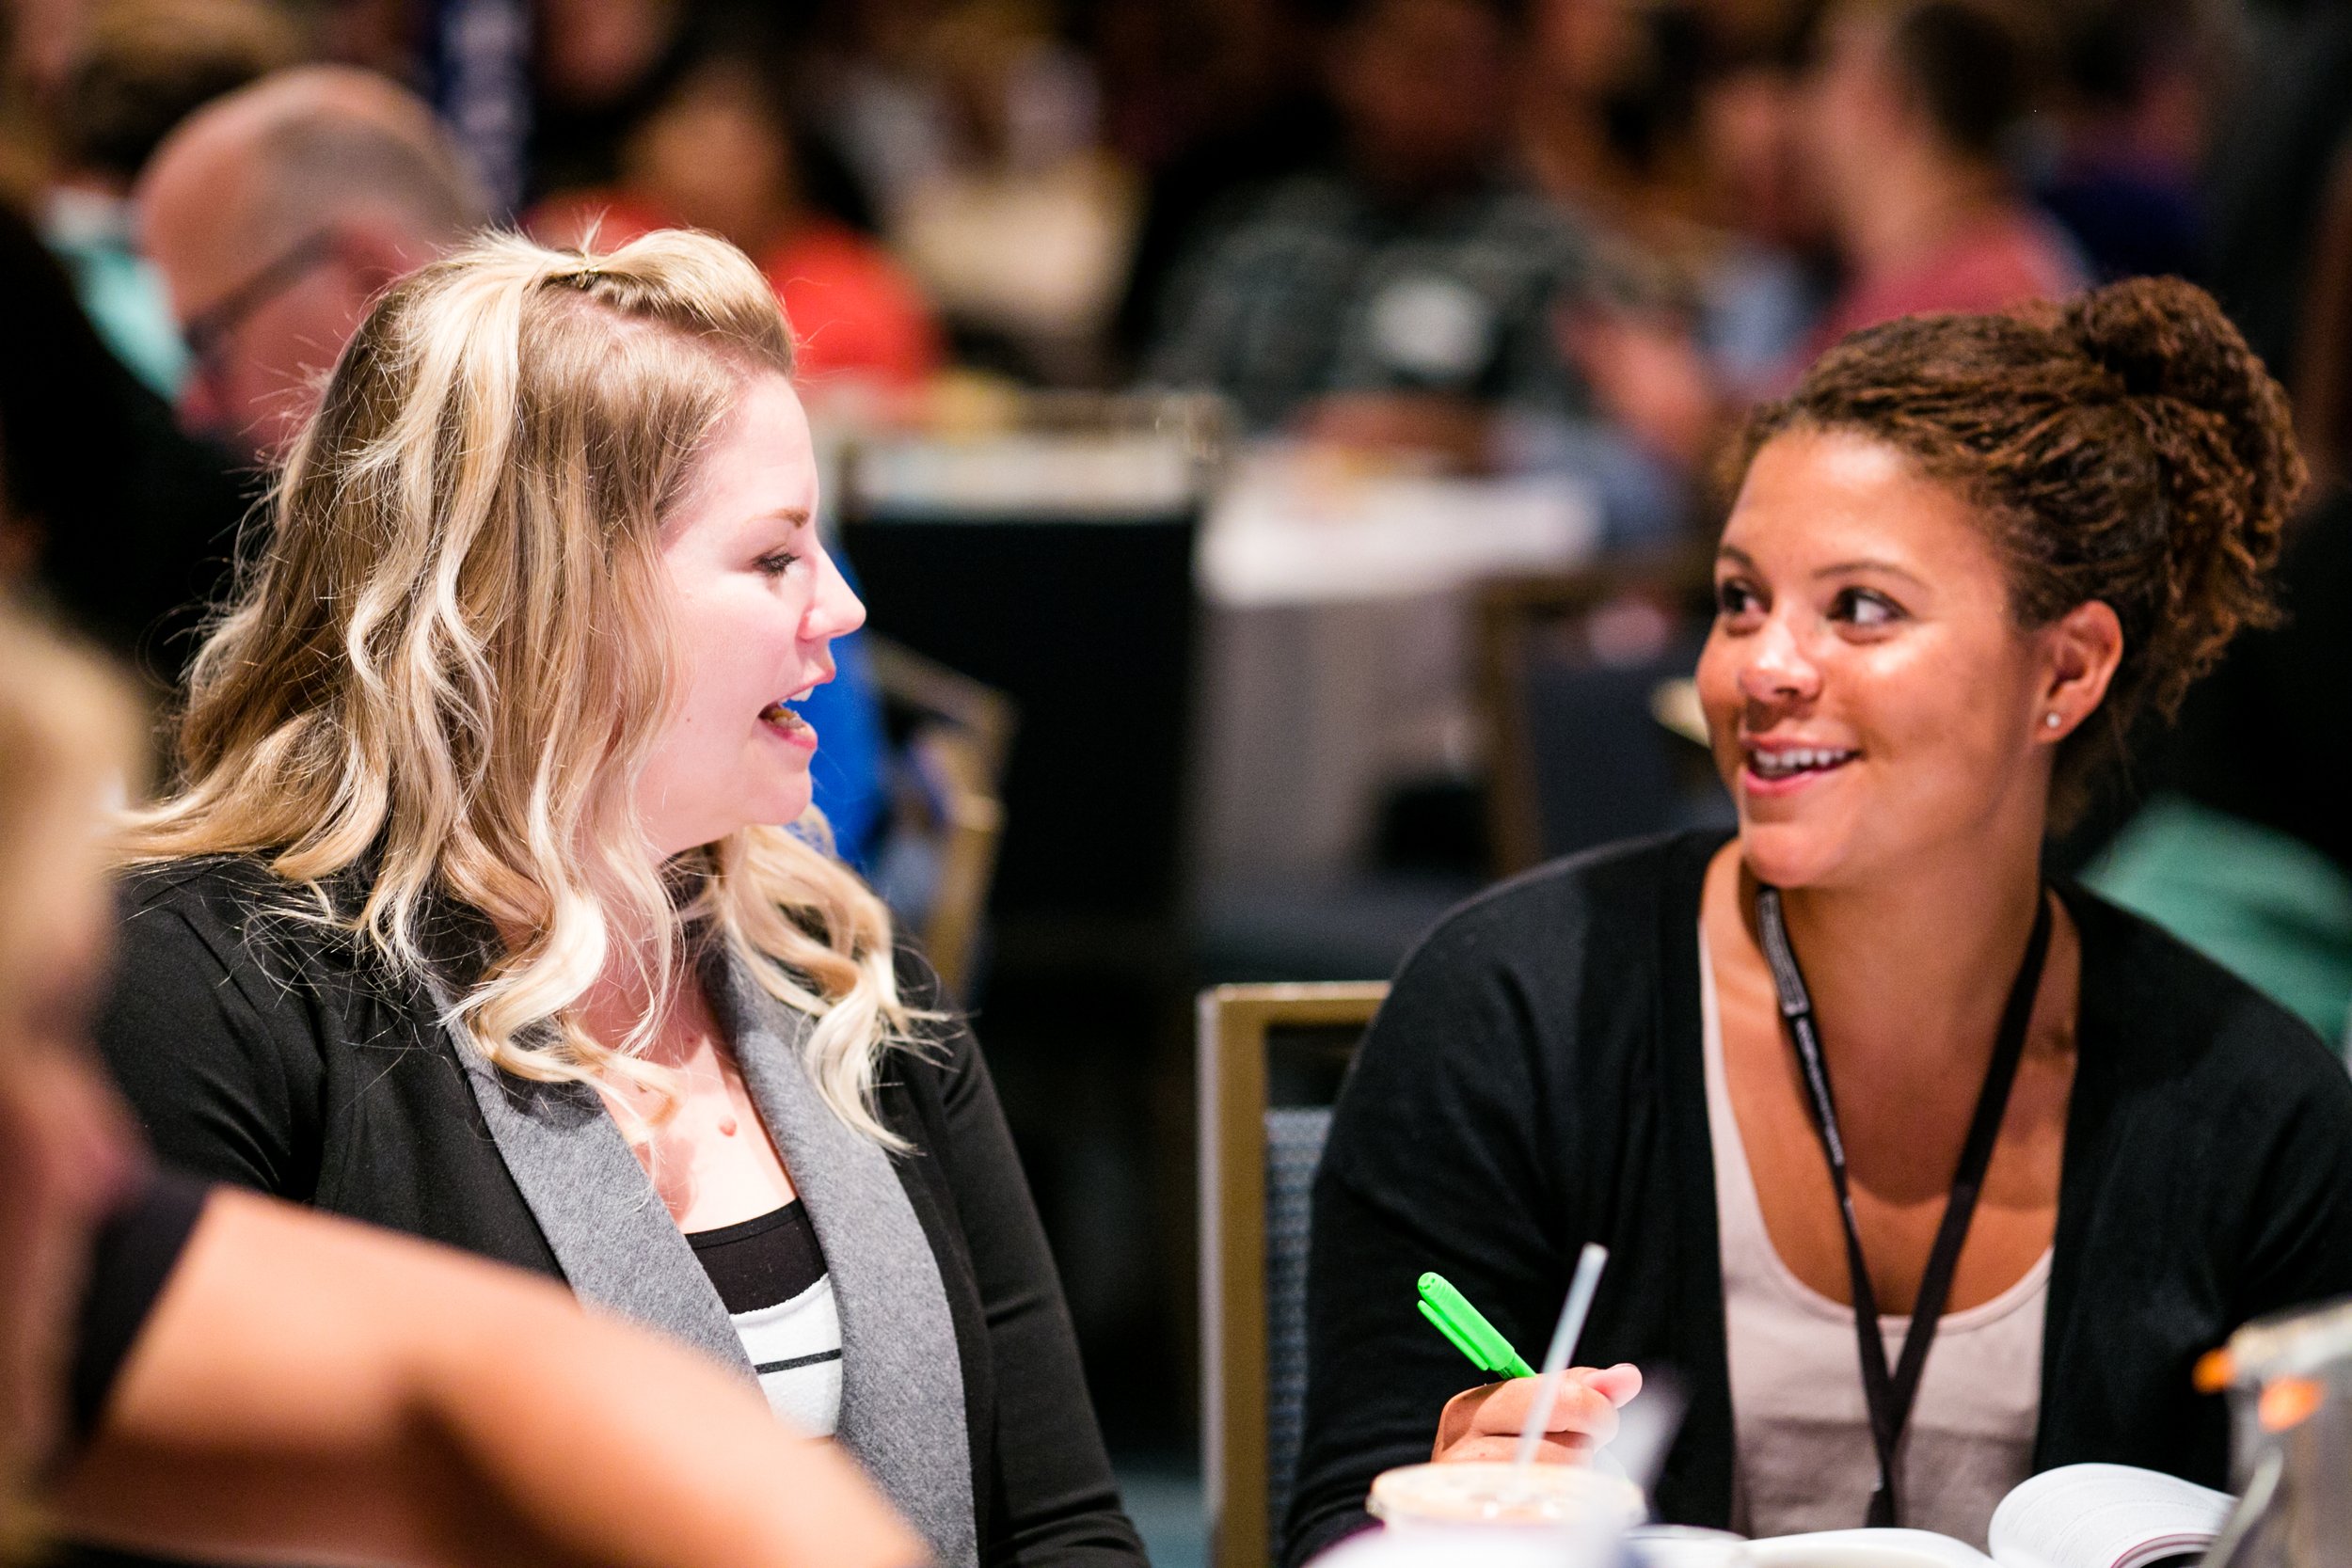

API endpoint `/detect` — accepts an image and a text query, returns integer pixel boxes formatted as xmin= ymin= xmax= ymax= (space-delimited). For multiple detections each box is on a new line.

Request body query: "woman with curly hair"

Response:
xmin=1285 ymin=275 xmax=2352 ymax=1558
xmin=92 ymin=229 xmax=1141 ymax=1568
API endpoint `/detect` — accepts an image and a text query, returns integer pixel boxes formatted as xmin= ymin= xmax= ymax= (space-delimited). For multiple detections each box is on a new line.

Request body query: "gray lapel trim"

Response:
xmin=713 ymin=956 xmax=978 ymax=1568
xmin=434 ymin=959 xmax=978 ymax=1568
xmin=438 ymin=980 xmax=752 ymax=1374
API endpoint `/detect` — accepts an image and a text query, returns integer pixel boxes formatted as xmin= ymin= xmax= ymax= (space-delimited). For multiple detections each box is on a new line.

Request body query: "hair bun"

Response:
xmin=2061 ymin=276 xmax=2305 ymax=705
xmin=2067 ymin=276 xmax=2269 ymax=411
xmin=2063 ymin=276 xmax=2303 ymax=529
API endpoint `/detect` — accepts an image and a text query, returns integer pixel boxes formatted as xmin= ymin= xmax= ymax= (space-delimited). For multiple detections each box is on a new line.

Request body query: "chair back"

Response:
xmin=866 ymin=636 xmax=1016 ymax=1001
xmin=1199 ymin=982 xmax=1387 ymax=1568
xmin=1476 ymin=557 xmax=1725 ymax=876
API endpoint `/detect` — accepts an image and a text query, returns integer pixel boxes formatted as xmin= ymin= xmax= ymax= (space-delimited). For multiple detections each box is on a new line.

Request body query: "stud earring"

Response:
xmin=2044 ymin=712 xmax=2063 ymax=730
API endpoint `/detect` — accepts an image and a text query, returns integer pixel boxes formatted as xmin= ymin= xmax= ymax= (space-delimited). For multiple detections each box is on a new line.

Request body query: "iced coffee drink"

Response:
xmin=1368 ymin=1461 xmax=1645 ymax=1531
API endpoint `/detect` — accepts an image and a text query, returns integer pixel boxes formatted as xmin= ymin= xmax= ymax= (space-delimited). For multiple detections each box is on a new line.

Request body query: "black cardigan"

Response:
xmin=1285 ymin=831 xmax=2352 ymax=1565
xmin=92 ymin=855 xmax=1145 ymax=1568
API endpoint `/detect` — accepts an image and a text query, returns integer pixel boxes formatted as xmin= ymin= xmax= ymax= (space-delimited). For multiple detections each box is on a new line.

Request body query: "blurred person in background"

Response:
xmin=0 ymin=200 xmax=246 ymax=683
xmin=33 ymin=0 xmax=300 ymax=401
xmin=1671 ymin=6 xmax=1841 ymax=388
xmin=1575 ymin=0 xmax=2086 ymax=478
xmin=1145 ymin=0 xmax=1599 ymax=467
xmin=531 ymin=39 xmax=944 ymax=396
xmin=135 ymin=64 xmax=490 ymax=466
xmin=1518 ymin=0 xmax=1714 ymax=258
xmin=1515 ymin=0 xmax=1837 ymax=528
xmin=90 ymin=228 xmax=1145 ymax=1568
xmin=798 ymin=0 xmax=1136 ymax=386
xmin=0 ymin=597 xmax=928 ymax=1568
xmin=527 ymin=0 xmax=698 ymax=201
xmin=1783 ymin=0 xmax=2083 ymax=353
xmin=2029 ymin=0 xmax=2223 ymax=286
xmin=1099 ymin=0 xmax=1339 ymax=369
xmin=1686 ymin=3 xmax=1836 ymax=276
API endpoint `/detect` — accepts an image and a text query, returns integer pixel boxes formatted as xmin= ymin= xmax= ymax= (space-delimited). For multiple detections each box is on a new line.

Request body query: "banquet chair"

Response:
xmin=1475 ymin=554 xmax=1724 ymax=877
xmin=1199 ymin=981 xmax=1388 ymax=1568
xmin=866 ymin=635 xmax=1015 ymax=1003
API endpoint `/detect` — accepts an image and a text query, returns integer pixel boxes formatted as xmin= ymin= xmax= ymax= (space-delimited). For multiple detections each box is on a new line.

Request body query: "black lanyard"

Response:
xmin=1752 ymin=884 xmax=2053 ymax=1528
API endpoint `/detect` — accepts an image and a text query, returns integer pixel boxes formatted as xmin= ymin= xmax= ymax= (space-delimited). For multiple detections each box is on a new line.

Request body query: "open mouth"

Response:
xmin=759 ymin=683 xmax=818 ymax=741
xmin=1743 ymin=743 xmax=1858 ymax=783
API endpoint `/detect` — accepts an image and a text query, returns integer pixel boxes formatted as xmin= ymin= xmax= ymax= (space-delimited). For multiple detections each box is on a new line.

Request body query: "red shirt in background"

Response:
xmin=765 ymin=225 xmax=944 ymax=390
xmin=1796 ymin=207 xmax=2090 ymax=378
xmin=526 ymin=193 xmax=944 ymax=391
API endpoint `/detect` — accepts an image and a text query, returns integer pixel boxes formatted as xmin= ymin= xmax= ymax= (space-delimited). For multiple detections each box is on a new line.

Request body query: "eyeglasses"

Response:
xmin=178 ymin=230 xmax=337 ymax=372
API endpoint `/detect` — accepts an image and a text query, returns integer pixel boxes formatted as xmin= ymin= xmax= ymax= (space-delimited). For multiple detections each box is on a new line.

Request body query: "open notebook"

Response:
xmin=1743 ymin=1465 xmax=2236 ymax=1568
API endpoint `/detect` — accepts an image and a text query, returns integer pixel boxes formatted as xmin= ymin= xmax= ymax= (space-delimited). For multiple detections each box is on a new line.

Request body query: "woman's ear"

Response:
xmin=2036 ymin=600 xmax=2124 ymax=742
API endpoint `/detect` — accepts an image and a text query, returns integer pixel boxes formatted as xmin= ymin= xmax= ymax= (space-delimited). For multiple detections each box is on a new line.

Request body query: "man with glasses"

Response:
xmin=134 ymin=63 xmax=897 ymax=869
xmin=136 ymin=66 xmax=488 ymax=465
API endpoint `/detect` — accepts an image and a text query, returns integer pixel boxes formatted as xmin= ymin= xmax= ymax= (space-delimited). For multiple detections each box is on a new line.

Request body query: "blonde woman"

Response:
xmin=0 ymin=600 xmax=922 ymax=1568
xmin=96 ymin=231 xmax=1144 ymax=1568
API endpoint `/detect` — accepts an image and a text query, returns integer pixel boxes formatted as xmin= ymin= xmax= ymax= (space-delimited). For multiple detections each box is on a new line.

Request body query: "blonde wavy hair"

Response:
xmin=118 ymin=230 xmax=917 ymax=1143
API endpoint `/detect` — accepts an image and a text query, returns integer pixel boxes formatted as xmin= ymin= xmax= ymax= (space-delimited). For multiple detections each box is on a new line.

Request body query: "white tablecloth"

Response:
xmin=1195 ymin=446 xmax=1600 ymax=882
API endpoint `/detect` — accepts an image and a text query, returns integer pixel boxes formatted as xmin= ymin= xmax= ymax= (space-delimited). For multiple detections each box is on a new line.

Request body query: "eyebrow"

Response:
xmin=1814 ymin=557 xmax=1930 ymax=589
xmin=753 ymin=508 xmax=813 ymax=531
xmin=1715 ymin=545 xmax=1929 ymax=589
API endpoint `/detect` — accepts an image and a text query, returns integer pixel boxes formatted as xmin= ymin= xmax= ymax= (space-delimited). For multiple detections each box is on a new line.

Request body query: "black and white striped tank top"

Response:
xmin=687 ymin=1200 xmax=842 ymax=1434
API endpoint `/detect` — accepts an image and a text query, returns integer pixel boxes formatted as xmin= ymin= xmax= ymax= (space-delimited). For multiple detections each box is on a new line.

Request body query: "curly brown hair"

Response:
xmin=1732 ymin=275 xmax=2308 ymax=827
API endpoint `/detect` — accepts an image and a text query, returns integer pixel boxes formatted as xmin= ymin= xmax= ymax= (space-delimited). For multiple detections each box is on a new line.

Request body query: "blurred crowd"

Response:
xmin=5 ymin=0 xmax=2347 ymax=562
xmin=4 ymin=0 xmax=2347 ymax=640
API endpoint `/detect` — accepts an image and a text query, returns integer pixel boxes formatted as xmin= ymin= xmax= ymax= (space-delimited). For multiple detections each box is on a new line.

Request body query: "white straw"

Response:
xmin=1513 ymin=1243 xmax=1611 ymax=1470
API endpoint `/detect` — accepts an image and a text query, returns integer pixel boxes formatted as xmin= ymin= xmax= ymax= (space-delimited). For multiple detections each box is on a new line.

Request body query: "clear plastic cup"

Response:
xmin=1368 ymin=1461 xmax=1648 ymax=1533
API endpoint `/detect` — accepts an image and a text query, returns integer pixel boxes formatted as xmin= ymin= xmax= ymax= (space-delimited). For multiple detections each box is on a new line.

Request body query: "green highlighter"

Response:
xmin=1416 ymin=1271 xmax=1536 ymax=1379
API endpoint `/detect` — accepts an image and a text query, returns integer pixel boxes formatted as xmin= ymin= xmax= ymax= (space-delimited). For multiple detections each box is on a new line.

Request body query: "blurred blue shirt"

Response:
xmin=800 ymin=561 xmax=889 ymax=872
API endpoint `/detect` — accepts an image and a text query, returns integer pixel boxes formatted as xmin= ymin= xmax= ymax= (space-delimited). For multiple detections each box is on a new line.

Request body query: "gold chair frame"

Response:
xmin=1198 ymin=982 xmax=1389 ymax=1568
xmin=1473 ymin=551 xmax=1718 ymax=876
xmin=866 ymin=635 xmax=1015 ymax=1001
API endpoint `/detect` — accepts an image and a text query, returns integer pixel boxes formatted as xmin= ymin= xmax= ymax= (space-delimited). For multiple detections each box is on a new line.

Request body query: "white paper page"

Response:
xmin=1988 ymin=1464 xmax=2234 ymax=1568
xmin=1746 ymin=1526 xmax=1998 ymax=1568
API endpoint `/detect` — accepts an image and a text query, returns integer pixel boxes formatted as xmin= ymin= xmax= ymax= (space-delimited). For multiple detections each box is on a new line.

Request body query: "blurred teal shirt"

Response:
xmin=41 ymin=189 xmax=188 ymax=402
xmin=2087 ymin=793 xmax=2352 ymax=1050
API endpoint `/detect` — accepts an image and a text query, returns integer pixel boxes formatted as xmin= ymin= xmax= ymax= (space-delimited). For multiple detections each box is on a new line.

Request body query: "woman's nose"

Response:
xmin=807 ymin=546 xmax=867 ymax=641
xmin=1737 ymin=612 xmax=1821 ymax=705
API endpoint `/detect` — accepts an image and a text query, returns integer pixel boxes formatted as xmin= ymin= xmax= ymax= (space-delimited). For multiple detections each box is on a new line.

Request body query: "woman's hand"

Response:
xmin=1432 ymin=1363 xmax=1644 ymax=1465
